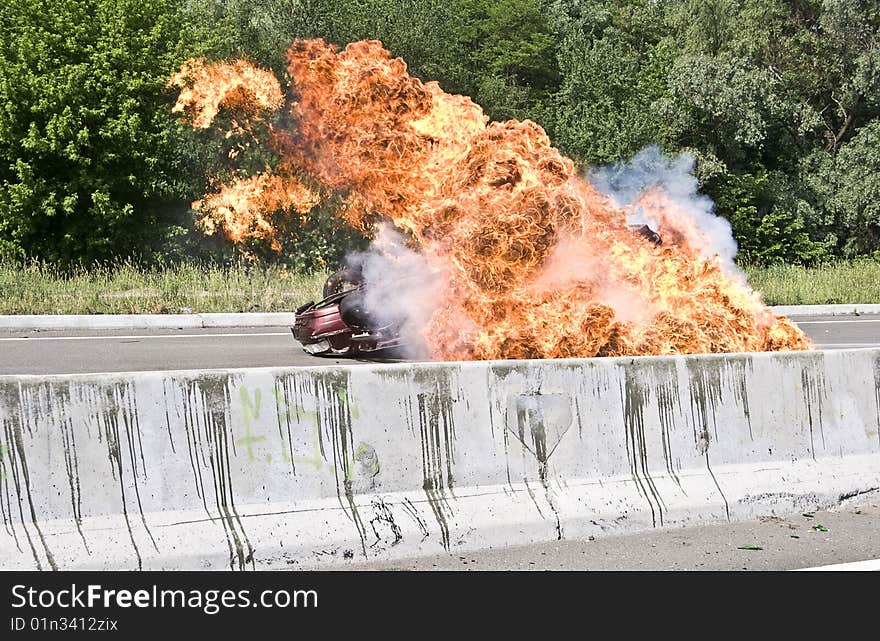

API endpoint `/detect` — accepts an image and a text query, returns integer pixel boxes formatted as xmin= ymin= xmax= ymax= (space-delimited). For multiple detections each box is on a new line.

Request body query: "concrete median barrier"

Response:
xmin=1 ymin=349 xmax=878 ymax=570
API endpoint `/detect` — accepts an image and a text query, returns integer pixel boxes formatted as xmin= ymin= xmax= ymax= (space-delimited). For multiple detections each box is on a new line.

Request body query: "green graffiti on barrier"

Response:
xmin=236 ymin=385 xmax=369 ymax=480
xmin=236 ymin=387 xmax=267 ymax=461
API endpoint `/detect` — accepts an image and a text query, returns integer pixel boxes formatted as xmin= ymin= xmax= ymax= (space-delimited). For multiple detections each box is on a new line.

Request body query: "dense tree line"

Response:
xmin=1 ymin=0 xmax=878 ymax=268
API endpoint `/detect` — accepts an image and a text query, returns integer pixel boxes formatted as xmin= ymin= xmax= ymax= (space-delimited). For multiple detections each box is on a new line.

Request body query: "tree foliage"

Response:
xmin=2 ymin=0 xmax=879 ymax=267
xmin=0 ymin=0 xmax=232 ymax=264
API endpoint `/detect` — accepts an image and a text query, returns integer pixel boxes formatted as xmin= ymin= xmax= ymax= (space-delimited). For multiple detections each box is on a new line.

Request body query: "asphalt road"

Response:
xmin=0 ymin=314 xmax=877 ymax=375
xmin=337 ymin=491 xmax=880 ymax=571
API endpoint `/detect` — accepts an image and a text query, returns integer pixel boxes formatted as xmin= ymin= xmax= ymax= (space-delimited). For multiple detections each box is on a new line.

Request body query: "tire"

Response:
xmin=323 ymin=268 xmax=364 ymax=298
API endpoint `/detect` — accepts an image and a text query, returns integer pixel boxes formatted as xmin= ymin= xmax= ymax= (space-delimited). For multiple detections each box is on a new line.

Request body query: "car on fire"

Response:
xmin=292 ymin=266 xmax=406 ymax=356
xmin=291 ymin=224 xmax=662 ymax=357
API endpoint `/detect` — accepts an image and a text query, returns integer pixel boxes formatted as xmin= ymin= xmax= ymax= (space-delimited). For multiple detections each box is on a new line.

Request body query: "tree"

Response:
xmin=0 ymin=0 xmax=224 ymax=264
xmin=803 ymin=122 xmax=880 ymax=256
xmin=548 ymin=0 xmax=673 ymax=164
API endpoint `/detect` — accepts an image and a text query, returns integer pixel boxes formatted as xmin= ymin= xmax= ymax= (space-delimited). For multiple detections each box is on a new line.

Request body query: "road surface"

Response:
xmin=336 ymin=491 xmax=880 ymax=571
xmin=0 ymin=314 xmax=876 ymax=375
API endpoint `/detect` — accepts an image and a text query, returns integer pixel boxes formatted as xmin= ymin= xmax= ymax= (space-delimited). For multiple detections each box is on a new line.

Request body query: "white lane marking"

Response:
xmin=0 ymin=332 xmax=290 ymax=342
xmin=793 ymin=558 xmax=880 ymax=571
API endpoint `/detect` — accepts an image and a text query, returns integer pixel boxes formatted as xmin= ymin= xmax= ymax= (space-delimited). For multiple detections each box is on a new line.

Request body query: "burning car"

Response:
xmin=292 ymin=266 xmax=408 ymax=356
xmin=292 ymin=224 xmax=663 ymax=357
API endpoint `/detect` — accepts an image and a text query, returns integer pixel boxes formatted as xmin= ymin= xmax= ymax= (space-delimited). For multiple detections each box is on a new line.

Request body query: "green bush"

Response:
xmin=0 ymin=0 xmax=232 ymax=266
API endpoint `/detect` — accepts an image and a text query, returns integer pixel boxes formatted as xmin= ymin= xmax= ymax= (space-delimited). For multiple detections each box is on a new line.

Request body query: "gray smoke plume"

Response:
xmin=590 ymin=145 xmax=740 ymax=274
xmin=344 ymin=224 xmax=444 ymax=358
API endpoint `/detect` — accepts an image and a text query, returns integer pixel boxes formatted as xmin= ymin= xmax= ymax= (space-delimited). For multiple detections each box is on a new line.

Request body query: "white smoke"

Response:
xmin=344 ymin=223 xmax=444 ymax=358
xmin=590 ymin=145 xmax=740 ymax=274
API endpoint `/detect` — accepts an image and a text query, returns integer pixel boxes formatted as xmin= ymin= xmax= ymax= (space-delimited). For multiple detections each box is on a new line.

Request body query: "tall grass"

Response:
xmin=743 ymin=259 xmax=880 ymax=306
xmin=0 ymin=260 xmax=327 ymax=314
xmin=0 ymin=258 xmax=877 ymax=314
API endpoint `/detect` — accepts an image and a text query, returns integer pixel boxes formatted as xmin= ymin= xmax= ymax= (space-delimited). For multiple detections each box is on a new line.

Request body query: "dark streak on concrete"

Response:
xmin=316 ymin=370 xmax=368 ymax=558
xmin=412 ymin=367 xmax=460 ymax=552
xmin=0 ymin=381 xmax=56 ymax=569
xmin=704 ymin=450 xmax=730 ymax=521
xmin=874 ymin=354 xmax=880 ymax=450
xmin=801 ymin=365 xmax=827 ymax=459
xmin=101 ymin=384 xmax=143 ymax=569
xmin=620 ymin=369 xmax=665 ymax=527
xmin=273 ymin=377 xmax=297 ymax=475
xmin=684 ymin=358 xmax=733 ymax=521
xmin=401 ymin=497 xmax=430 ymax=540
xmin=515 ymin=393 xmax=566 ymax=538
xmin=161 ymin=383 xmax=176 ymax=454
xmin=655 ymin=375 xmax=683 ymax=491
xmin=686 ymin=358 xmax=723 ymax=446
xmin=487 ymin=370 xmax=496 ymax=439
xmin=537 ymin=440 xmax=563 ymax=539
xmin=181 ymin=382 xmax=209 ymax=513
xmin=198 ymin=375 xmax=254 ymax=570
xmin=57 ymin=387 xmax=89 ymax=554
xmin=729 ymin=358 xmax=754 ymax=440
xmin=0 ymin=386 xmax=23 ymax=552
xmin=116 ymin=385 xmax=158 ymax=554
xmin=368 ymin=498 xmax=402 ymax=548
xmin=574 ymin=395 xmax=583 ymax=441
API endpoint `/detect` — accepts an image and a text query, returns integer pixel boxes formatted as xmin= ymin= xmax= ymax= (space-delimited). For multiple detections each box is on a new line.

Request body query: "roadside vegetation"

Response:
xmin=743 ymin=259 xmax=880 ymax=306
xmin=1 ymin=259 xmax=878 ymax=314
xmin=0 ymin=261 xmax=327 ymax=315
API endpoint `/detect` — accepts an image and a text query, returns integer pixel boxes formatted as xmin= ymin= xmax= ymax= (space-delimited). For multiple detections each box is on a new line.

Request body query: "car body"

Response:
xmin=292 ymin=286 xmax=405 ymax=356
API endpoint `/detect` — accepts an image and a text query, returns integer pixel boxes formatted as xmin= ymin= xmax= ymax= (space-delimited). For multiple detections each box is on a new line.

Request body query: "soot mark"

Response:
xmin=273 ymin=376 xmax=299 ymax=475
xmin=411 ymin=368 xmax=460 ymax=552
xmin=685 ymin=359 xmax=739 ymax=521
xmin=180 ymin=381 xmax=209 ymax=514
xmin=161 ymin=383 xmax=177 ymax=454
xmin=686 ymin=359 xmax=724 ymax=447
xmin=514 ymin=396 xmax=564 ymax=539
xmin=0 ymin=390 xmax=23 ymax=554
xmin=874 ymin=355 xmax=880 ymax=450
xmin=7 ymin=379 xmax=160 ymax=566
xmin=368 ymin=498 xmax=403 ymax=548
xmin=620 ymin=371 xmax=665 ymax=528
xmin=95 ymin=383 xmax=149 ymax=569
xmin=727 ymin=358 xmax=754 ymax=440
xmin=401 ymin=497 xmax=430 ymax=540
xmin=801 ymin=365 xmax=827 ymax=460
xmin=704 ymin=448 xmax=730 ymax=521
xmin=1 ymin=383 xmax=57 ymax=570
xmin=57 ymin=389 xmax=89 ymax=555
xmin=195 ymin=376 xmax=254 ymax=571
xmin=375 ymin=369 xmax=419 ymax=436
xmin=114 ymin=385 xmax=158 ymax=556
xmin=654 ymin=371 xmax=683 ymax=491
xmin=315 ymin=370 xmax=368 ymax=558
xmin=574 ymin=395 xmax=584 ymax=441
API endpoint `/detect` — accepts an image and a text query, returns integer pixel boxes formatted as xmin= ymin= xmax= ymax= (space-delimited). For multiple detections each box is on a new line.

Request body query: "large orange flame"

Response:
xmin=171 ymin=39 xmax=812 ymax=360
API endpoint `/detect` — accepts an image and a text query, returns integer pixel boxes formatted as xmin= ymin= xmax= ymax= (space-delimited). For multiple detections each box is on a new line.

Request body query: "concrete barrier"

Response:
xmin=1 ymin=349 xmax=878 ymax=570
